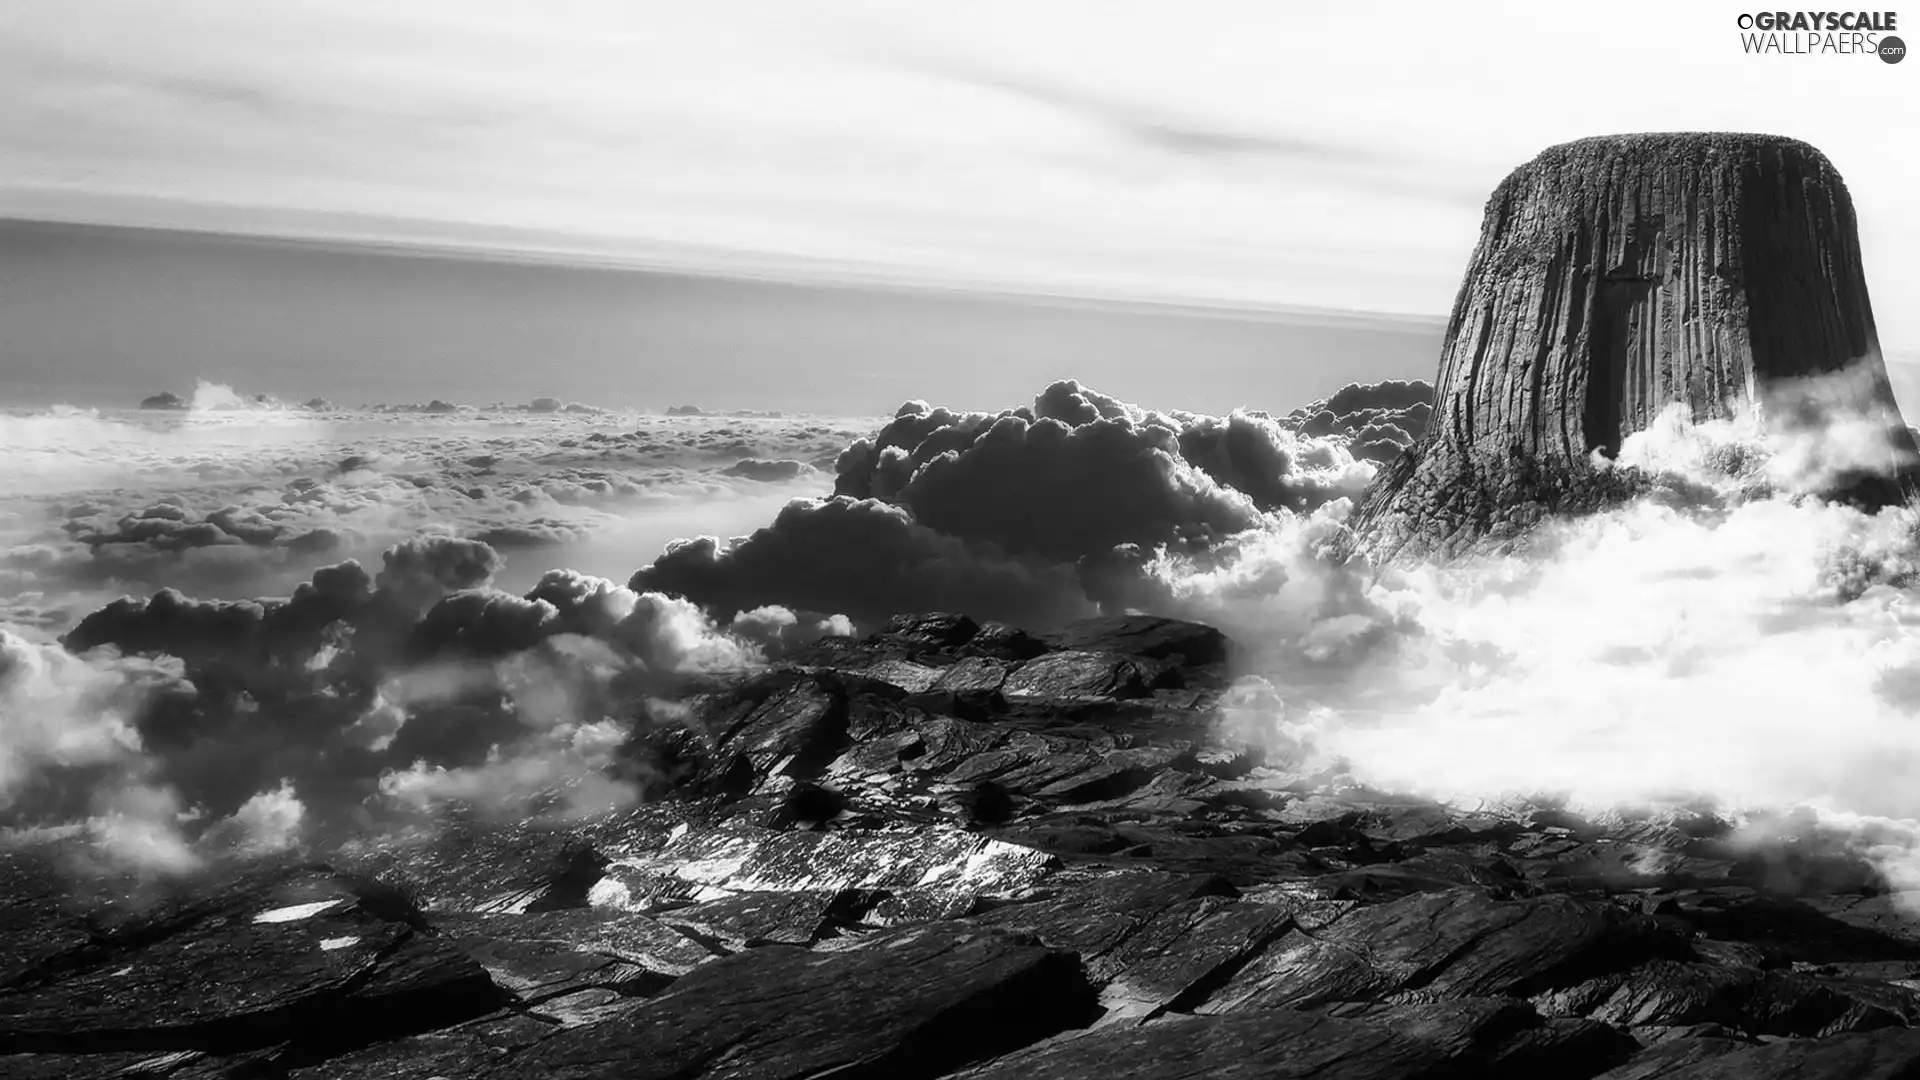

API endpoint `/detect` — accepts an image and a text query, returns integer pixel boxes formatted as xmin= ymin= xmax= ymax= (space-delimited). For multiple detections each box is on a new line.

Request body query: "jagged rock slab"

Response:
xmin=1351 ymin=132 xmax=1919 ymax=559
xmin=1536 ymin=956 xmax=1920 ymax=1038
xmin=957 ymin=998 xmax=1626 ymax=1080
xmin=1090 ymin=892 xmax=1295 ymax=1025
xmin=1000 ymin=650 xmax=1158 ymax=701
xmin=0 ymin=864 xmax=503 ymax=1056
xmin=496 ymin=923 xmax=1096 ymax=1080
xmin=1596 ymin=1025 xmax=1920 ymax=1079
xmin=436 ymin=909 xmax=717 ymax=1007
xmin=1046 ymin=613 xmax=1231 ymax=667
xmin=1196 ymin=887 xmax=1687 ymax=1013
xmin=962 ymin=868 xmax=1297 ymax=1025
xmin=334 ymin=817 xmax=669 ymax=914
xmin=651 ymin=888 xmax=887 ymax=951
xmin=969 ymin=869 xmax=1237 ymax=959
xmin=283 ymin=1011 xmax=558 ymax=1079
xmin=0 ymin=1048 xmax=274 ymax=1079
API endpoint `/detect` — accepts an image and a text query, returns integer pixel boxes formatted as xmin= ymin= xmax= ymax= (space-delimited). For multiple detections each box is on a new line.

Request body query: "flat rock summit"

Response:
xmin=1352 ymin=132 xmax=1920 ymax=559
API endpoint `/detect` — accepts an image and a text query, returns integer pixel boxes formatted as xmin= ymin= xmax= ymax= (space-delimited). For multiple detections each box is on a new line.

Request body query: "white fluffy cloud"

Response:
xmin=1160 ymin=394 xmax=1920 ymax=897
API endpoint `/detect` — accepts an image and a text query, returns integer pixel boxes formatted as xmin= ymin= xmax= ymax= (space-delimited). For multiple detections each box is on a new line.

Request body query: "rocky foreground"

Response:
xmin=5 ymin=613 xmax=1920 ymax=1078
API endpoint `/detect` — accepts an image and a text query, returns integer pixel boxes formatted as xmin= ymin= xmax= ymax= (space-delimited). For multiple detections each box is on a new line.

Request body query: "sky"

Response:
xmin=0 ymin=221 xmax=1443 ymax=414
xmin=0 ymin=0 xmax=1915 ymax=408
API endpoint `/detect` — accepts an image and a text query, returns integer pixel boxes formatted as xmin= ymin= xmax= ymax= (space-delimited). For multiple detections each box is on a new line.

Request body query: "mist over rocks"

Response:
xmin=11 ymin=608 xmax=1920 ymax=1077
xmin=1351 ymin=132 xmax=1920 ymax=560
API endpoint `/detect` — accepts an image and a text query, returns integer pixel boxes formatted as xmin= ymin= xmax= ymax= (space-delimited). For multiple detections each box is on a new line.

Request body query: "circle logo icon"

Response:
xmin=1883 ymin=35 xmax=1907 ymax=63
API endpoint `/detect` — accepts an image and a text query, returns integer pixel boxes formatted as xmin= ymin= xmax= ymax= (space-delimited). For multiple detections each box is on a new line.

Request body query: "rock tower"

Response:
xmin=1350 ymin=132 xmax=1917 ymax=559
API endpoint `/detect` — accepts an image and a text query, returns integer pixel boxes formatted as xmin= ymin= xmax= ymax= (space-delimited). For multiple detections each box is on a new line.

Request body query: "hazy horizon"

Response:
xmin=0 ymin=216 xmax=1448 ymax=416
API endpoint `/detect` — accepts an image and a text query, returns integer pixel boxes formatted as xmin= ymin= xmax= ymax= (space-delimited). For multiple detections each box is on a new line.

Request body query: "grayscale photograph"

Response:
xmin=0 ymin=3 xmax=1916 ymax=1078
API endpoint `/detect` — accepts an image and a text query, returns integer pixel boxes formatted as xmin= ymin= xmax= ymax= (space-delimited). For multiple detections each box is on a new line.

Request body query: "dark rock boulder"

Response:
xmin=139 ymin=391 xmax=189 ymax=410
xmin=1001 ymin=650 xmax=1156 ymax=702
xmin=499 ymin=923 xmax=1097 ymax=1080
xmin=0 ymin=864 xmax=504 ymax=1057
xmin=1047 ymin=614 xmax=1230 ymax=667
xmin=1351 ymin=132 xmax=1919 ymax=560
xmin=283 ymin=1011 xmax=557 ymax=1079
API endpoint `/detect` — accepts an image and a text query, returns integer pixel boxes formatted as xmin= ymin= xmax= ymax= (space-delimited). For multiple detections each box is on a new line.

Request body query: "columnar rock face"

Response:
xmin=1351 ymin=132 xmax=1918 ymax=560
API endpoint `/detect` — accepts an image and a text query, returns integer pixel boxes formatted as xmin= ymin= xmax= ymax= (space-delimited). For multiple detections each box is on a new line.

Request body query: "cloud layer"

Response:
xmin=639 ymin=378 xmax=1420 ymax=625
xmin=20 ymin=366 xmax=1920 ymax=905
xmin=0 ymin=387 xmax=867 ymax=632
xmin=3 ymin=533 xmax=848 ymax=874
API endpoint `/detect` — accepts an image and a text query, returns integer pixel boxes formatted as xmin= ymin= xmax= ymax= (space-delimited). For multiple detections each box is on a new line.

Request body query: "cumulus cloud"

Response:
xmin=637 ymin=379 xmax=1405 ymax=629
xmin=633 ymin=496 xmax=1097 ymax=629
xmin=1 ymin=530 xmax=826 ymax=872
xmin=0 ymin=628 xmax=206 ymax=875
xmin=1286 ymin=378 xmax=1434 ymax=463
xmin=836 ymin=379 xmax=1382 ymax=531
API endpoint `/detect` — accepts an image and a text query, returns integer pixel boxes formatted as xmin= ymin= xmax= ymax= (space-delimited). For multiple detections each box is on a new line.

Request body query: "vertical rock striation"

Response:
xmin=1350 ymin=132 xmax=1918 ymax=560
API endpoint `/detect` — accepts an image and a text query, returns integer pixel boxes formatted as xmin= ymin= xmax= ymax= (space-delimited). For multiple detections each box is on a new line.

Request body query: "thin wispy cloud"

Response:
xmin=0 ymin=0 xmax=1911 ymax=340
xmin=921 ymin=63 xmax=1381 ymax=165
